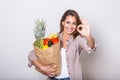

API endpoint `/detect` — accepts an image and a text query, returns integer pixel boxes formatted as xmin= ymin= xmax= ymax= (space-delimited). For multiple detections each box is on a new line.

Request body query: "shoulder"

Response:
xmin=73 ymin=35 xmax=87 ymax=44
xmin=74 ymin=35 xmax=85 ymax=40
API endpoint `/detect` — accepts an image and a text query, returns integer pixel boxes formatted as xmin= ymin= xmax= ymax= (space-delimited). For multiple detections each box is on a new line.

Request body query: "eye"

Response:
xmin=66 ymin=21 xmax=70 ymax=24
xmin=72 ymin=22 xmax=76 ymax=25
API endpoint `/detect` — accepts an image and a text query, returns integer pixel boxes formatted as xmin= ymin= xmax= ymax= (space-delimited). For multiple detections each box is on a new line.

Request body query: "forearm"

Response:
xmin=32 ymin=60 xmax=42 ymax=70
xmin=86 ymin=34 xmax=95 ymax=49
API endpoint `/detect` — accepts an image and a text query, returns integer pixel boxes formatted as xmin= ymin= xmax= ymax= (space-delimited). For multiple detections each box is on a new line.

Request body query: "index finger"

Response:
xmin=80 ymin=18 xmax=88 ymax=25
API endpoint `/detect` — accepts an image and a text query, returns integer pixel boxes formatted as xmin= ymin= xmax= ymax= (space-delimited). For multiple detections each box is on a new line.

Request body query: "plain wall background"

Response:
xmin=0 ymin=0 xmax=120 ymax=80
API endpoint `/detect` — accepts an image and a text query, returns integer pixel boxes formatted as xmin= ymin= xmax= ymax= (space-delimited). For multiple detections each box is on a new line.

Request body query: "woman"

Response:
xmin=28 ymin=9 xmax=96 ymax=80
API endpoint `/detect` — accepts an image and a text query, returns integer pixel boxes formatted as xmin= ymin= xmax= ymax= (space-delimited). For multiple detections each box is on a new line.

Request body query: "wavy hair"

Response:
xmin=59 ymin=9 xmax=82 ymax=39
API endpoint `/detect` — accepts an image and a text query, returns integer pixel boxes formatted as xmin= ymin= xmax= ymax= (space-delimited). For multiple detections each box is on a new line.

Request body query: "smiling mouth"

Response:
xmin=67 ymin=28 xmax=74 ymax=32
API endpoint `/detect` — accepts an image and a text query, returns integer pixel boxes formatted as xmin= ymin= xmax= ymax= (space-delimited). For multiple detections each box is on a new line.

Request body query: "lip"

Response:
xmin=67 ymin=28 xmax=73 ymax=32
xmin=66 ymin=27 xmax=74 ymax=33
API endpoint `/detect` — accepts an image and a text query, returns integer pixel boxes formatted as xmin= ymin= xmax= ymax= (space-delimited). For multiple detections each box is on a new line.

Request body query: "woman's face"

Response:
xmin=62 ymin=15 xmax=77 ymax=35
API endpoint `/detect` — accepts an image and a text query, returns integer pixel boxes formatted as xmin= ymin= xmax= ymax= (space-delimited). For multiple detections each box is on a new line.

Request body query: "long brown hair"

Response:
xmin=59 ymin=9 xmax=82 ymax=39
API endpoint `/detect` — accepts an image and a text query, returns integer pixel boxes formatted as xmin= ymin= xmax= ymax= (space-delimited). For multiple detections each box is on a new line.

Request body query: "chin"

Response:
xmin=66 ymin=31 xmax=74 ymax=35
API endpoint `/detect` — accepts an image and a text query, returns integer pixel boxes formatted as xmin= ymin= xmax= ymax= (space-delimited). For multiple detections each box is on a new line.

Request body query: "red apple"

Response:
xmin=51 ymin=37 xmax=59 ymax=44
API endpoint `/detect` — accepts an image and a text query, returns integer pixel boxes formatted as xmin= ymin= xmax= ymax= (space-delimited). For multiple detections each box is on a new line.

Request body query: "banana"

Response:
xmin=47 ymin=33 xmax=58 ymax=39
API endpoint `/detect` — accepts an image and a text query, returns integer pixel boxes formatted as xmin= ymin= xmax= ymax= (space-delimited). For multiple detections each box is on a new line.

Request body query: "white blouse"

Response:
xmin=55 ymin=48 xmax=69 ymax=78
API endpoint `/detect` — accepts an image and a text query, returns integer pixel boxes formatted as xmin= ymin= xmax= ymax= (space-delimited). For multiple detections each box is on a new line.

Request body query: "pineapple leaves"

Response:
xmin=33 ymin=19 xmax=47 ymax=40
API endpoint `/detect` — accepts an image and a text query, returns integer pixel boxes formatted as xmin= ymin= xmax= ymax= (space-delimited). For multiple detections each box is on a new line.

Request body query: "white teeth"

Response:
xmin=65 ymin=27 xmax=75 ymax=34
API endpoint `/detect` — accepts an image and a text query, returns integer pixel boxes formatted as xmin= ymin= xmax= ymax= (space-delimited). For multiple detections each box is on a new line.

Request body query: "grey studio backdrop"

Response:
xmin=0 ymin=0 xmax=120 ymax=80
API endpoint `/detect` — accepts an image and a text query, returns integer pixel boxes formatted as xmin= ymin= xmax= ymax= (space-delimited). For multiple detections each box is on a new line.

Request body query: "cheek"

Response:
xmin=64 ymin=24 xmax=69 ymax=29
xmin=64 ymin=23 xmax=69 ymax=27
xmin=73 ymin=25 xmax=77 ymax=29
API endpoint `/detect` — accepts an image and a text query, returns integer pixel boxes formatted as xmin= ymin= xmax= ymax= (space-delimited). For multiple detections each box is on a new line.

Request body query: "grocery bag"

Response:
xmin=33 ymin=41 xmax=61 ymax=76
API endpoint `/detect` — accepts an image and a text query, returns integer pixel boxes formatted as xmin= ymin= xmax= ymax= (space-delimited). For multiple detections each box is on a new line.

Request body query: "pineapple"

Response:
xmin=33 ymin=19 xmax=47 ymax=40
xmin=33 ymin=19 xmax=47 ymax=49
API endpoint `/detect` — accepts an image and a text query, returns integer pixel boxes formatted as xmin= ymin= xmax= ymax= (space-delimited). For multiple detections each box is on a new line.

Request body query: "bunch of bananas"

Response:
xmin=47 ymin=33 xmax=58 ymax=39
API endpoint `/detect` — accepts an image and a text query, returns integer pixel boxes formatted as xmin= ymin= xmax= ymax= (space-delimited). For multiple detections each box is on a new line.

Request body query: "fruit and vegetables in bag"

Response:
xmin=33 ymin=19 xmax=61 ymax=76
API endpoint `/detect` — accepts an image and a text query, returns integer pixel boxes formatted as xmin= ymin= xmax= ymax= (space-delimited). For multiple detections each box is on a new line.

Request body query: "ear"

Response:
xmin=62 ymin=21 xmax=64 ymax=25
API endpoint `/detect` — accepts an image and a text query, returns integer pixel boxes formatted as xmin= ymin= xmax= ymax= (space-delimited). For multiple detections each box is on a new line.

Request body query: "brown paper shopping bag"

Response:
xmin=33 ymin=41 xmax=61 ymax=76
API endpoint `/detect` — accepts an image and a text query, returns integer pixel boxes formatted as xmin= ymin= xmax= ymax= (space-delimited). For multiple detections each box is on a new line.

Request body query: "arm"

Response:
xmin=77 ymin=19 xmax=96 ymax=53
xmin=28 ymin=50 xmax=58 ymax=77
xmin=85 ymin=34 xmax=95 ymax=49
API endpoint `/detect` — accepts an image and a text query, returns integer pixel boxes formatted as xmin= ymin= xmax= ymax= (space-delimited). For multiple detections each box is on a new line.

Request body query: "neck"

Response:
xmin=62 ymin=32 xmax=71 ymax=48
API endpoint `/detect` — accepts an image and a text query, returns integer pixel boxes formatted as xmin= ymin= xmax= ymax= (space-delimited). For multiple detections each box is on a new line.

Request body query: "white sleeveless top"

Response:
xmin=55 ymin=48 xmax=69 ymax=78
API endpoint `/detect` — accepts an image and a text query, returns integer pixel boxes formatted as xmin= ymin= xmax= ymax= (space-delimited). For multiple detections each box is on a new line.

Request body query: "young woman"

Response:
xmin=28 ymin=9 xmax=96 ymax=80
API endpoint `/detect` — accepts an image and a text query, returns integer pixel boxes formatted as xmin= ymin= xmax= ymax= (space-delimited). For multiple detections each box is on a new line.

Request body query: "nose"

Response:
xmin=69 ymin=23 xmax=73 ymax=28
